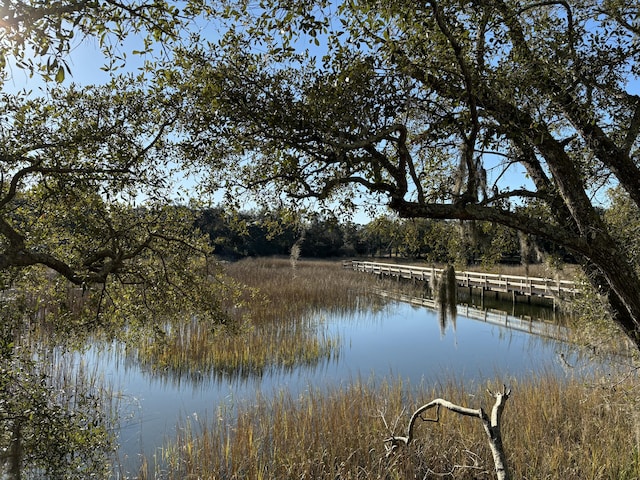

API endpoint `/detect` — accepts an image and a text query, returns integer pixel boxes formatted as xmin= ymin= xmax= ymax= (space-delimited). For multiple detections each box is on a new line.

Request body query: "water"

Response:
xmin=88 ymin=295 xmax=593 ymax=476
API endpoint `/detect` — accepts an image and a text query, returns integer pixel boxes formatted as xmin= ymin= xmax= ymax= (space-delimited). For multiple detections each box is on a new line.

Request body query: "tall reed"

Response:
xmin=224 ymin=258 xmax=389 ymax=320
xmin=163 ymin=374 xmax=640 ymax=479
xmin=135 ymin=258 xmax=387 ymax=384
xmin=158 ymin=258 xmax=640 ymax=479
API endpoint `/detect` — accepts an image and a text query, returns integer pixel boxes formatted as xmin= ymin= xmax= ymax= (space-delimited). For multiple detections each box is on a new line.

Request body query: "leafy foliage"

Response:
xmin=0 ymin=66 xmax=230 ymax=478
xmin=0 ymin=300 xmax=116 ymax=478
xmin=0 ymin=0 xmax=212 ymax=82
xmin=168 ymin=0 xmax=640 ymax=348
xmin=2 ymin=77 xmax=205 ymax=282
xmin=605 ymin=187 xmax=640 ymax=276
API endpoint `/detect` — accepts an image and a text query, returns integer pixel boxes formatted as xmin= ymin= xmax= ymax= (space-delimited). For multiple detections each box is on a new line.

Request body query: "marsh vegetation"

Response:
xmin=149 ymin=258 xmax=640 ymax=480
xmin=163 ymin=374 xmax=640 ymax=479
xmin=134 ymin=258 xmax=387 ymax=383
xmin=3 ymin=257 xmax=638 ymax=479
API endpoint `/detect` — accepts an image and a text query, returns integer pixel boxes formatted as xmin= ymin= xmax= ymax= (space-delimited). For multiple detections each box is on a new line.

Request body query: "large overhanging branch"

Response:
xmin=0 ymin=247 xmax=123 ymax=285
xmin=557 ymin=88 xmax=640 ymax=208
xmin=385 ymin=1 xmax=640 ymax=213
xmin=385 ymin=386 xmax=511 ymax=480
xmin=0 ymin=227 xmax=186 ymax=286
xmin=240 ymin=127 xmax=410 ymax=200
xmin=0 ymin=250 xmax=87 ymax=285
xmin=388 ymin=197 xmax=590 ymax=256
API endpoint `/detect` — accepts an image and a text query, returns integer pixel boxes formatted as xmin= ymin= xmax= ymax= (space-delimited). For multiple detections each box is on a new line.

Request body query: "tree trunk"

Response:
xmin=0 ymin=420 xmax=22 ymax=480
xmin=588 ymin=248 xmax=640 ymax=350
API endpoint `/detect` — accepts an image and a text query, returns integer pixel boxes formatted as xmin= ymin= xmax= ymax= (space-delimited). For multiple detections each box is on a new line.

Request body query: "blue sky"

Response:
xmin=3 ymin=36 xmax=144 ymax=92
xmin=4 ymin=18 xmax=638 ymax=220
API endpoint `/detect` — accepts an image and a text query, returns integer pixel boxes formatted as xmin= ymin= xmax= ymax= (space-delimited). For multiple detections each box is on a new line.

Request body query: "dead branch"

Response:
xmin=384 ymin=385 xmax=511 ymax=480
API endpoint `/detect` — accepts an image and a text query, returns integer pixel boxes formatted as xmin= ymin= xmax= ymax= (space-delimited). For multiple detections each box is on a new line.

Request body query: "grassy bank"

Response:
xmin=158 ymin=258 xmax=640 ymax=479
xmin=163 ymin=374 xmax=640 ymax=479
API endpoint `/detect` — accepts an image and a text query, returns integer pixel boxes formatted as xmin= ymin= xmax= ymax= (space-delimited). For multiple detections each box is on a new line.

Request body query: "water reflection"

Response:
xmin=76 ymin=294 xmax=604 ymax=476
xmin=374 ymin=289 xmax=570 ymax=343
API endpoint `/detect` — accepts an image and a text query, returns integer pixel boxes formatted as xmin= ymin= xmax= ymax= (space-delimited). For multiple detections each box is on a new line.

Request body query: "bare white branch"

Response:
xmin=385 ymin=386 xmax=511 ymax=480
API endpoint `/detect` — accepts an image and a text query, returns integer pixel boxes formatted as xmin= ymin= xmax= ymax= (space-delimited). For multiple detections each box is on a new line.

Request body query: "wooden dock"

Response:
xmin=346 ymin=261 xmax=578 ymax=301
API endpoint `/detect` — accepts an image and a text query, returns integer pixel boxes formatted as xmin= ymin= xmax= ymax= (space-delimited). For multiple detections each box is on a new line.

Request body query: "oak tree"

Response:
xmin=0 ymin=4 xmax=231 ymax=474
xmin=0 ymin=0 xmax=229 ymax=318
xmin=171 ymin=0 xmax=640 ymax=348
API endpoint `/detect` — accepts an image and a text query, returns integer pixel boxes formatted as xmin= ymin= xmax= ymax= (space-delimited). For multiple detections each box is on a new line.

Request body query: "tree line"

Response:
xmin=194 ymin=206 xmax=573 ymax=266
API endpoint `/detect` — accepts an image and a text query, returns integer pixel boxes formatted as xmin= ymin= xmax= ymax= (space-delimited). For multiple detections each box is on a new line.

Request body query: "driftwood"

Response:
xmin=384 ymin=385 xmax=511 ymax=480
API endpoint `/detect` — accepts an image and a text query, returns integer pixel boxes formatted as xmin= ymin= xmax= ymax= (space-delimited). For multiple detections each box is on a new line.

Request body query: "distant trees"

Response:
xmin=195 ymin=207 xmax=297 ymax=258
xmin=194 ymin=207 xmax=525 ymax=264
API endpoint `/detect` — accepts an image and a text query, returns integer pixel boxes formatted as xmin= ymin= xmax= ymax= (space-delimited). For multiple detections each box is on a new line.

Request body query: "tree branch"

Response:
xmin=388 ymin=197 xmax=590 ymax=255
xmin=385 ymin=386 xmax=511 ymax=480
xmin=623 ymin=95 xmax=640 ymax=156
xmin=494 ymin=0 xmax=640 ymax=208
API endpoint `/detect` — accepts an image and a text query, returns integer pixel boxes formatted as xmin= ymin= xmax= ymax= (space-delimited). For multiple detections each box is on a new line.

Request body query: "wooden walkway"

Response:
xmin=346 ymin=261 xmax=578 ymax=300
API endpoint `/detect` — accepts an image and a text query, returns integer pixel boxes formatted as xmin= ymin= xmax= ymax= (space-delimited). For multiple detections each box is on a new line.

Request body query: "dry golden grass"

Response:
xmin=224 ymin=257 xmax=387 ymax=321
xmin=162 ymin=374 xmax=640 ymax=479
xmin=135 ymin=258 xmax=386 ymax=381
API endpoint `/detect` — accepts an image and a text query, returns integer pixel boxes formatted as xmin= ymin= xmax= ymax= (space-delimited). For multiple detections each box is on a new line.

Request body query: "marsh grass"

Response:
xmin=1 ymin=343 xmax=120 ymax=478
xmin=136 ymin=315 xmax=340 ymax=382
xmin=135 ymin=258 xmax=388 ymax=382
xmin=155 ymin=257 xmax=640 ymax=479
xmin=224 ymin=258 xmax=390 ymax=319
xmin=163 ymin=374 xmax=640 ymax=479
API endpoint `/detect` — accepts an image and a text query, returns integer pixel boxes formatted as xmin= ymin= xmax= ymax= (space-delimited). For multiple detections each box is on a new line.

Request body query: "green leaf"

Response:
xmin=55 ymin=66 xmax=65 ymax=83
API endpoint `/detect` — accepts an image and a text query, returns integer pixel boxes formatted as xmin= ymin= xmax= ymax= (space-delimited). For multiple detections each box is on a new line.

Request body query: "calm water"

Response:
xmin=89 ymin=296 xmax=591 ymax=476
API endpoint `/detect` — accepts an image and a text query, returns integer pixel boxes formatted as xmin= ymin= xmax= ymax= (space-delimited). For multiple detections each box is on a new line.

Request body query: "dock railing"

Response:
xmin=346 ymin=260 xmax=578 ymax=299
